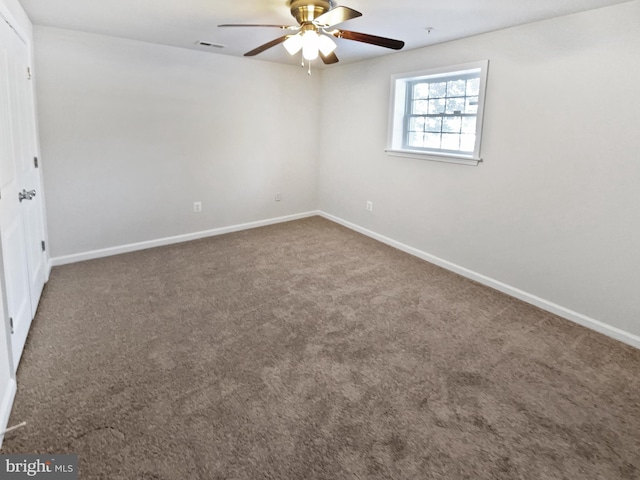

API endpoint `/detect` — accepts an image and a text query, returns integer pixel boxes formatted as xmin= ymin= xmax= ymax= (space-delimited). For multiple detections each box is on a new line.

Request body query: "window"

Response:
xmin=387 ymin=61 xmax=489 ymax=165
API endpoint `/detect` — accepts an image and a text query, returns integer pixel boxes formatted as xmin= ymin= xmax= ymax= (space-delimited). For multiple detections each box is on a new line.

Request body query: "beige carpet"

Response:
xmin=3 ymin=216 xmax=640 ymax=479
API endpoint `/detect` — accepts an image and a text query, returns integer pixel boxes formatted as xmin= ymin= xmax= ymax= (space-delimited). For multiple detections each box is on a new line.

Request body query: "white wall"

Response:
xmin=318 ymin=1 xmax=640 ymax=338
xmin=35 ymin=27 xmax=320 ymax=259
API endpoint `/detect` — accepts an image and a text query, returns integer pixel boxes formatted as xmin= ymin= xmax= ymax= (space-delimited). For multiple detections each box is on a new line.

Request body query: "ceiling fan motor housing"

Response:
xmin=288 ymin=0 xmax=335 ymax=24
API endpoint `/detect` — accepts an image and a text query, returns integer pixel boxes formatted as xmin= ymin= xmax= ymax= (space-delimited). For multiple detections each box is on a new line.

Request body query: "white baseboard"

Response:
xmin=319 ymin=211 xmax=640 ymax=351
xmin=50 ymin=211 xmax=319 ymax=267
xmin=48 ymin=209 xmax=640 ymax=350
xmin=0 ymin=378 xmax=17 ymax=449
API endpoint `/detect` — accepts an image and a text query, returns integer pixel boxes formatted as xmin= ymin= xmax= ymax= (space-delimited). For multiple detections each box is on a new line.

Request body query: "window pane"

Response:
xmin=429 ymin=81 xmax=447 ymax=98
xmin=424 ymin=133 xmax=441 ymax=149
xmin=465 ymin=97 xmax=478 ymax=114
xmin=466 ymin=78 xmax=480 ymax=96
xmin=441 ymin=133 xmax=460 ymax=150
xmin=460 ymin=134 xmax=475 ymax=152
xmin=408 ymin=132 xmax=424 ymax=147
xmin=428 ymin=99 xmax=445 ymax=114
xmin=409 ymin=116 xmax=425 ymax=132
xmin=461 ymin=117 xmax=476 ymax=134
xmin=425 ymin=117 xmax=442 ymax=132
xmin=442 ymin=116 xmax=462 ymax=133
xmin=413 ymin=83 xmax=429 ymax=99
xmin=393 ymin=62 xmax=486 ymax=160
xmin=445 ymin=98 xmax=465 ymax=114
xmin=413 ymin=100 xmax=429 ymax=114
xmin=447 ymin=79 xmax=466 ymax=96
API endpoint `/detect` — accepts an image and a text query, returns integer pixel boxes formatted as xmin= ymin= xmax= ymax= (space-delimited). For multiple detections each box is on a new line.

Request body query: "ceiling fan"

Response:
xmin=218 ymin=0 xmax=405 ymax=66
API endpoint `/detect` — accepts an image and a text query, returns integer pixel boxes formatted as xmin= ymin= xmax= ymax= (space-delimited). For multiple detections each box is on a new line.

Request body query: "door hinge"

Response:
xmin=34 ymin=156 xmax=38 ymax=168
xmin=41 ymin=240 xmax=46 ymax=252
xmin=9 ymin=317 xmax=14 ymax=334
xmin=27 ymin=67 xmax=31 ymax=80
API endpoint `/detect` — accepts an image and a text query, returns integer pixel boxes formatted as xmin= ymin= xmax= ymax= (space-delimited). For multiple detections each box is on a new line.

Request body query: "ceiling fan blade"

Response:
xmin=333 ymin=30 xmax=405 ymax=50
xmin=244 ymin=35 xmax=289 ymax=56
xmin=314 ymin=6 xmax=362 ymax=28
xmin=218 ymin=24 xmax=298 ymax=30
xmin=320 ymin=51 xmax=339 ymax=65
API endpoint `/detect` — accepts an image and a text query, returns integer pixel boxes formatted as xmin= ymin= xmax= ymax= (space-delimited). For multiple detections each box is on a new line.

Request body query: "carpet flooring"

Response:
xmin=3 ymin=216 xmax=640 ymax=479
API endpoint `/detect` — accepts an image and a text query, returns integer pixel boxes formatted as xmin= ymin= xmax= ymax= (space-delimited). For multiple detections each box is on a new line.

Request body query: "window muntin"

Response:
xmin=387 ymin=61 xmax=489 ymax=165
xmin=405 ymin=74 xmax=479 ymax=153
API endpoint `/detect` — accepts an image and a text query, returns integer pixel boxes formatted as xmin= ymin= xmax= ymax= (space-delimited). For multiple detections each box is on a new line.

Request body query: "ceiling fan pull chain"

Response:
xmin=308 ymin=61 xmax=311 ymax=76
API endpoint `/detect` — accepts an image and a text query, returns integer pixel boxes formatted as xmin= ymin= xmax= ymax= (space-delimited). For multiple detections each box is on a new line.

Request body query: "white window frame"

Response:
xmin=386 ymin=60 xmax=489 ymax=166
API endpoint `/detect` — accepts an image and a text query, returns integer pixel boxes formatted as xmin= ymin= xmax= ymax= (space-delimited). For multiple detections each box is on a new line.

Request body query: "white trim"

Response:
xmin=51 ymin=211 xmax=318 ymax=267
xmin=387 ymin=60 xmax=489 ymax=165
xmin=0 ymin=377 xmax=17 ymax=448
xmin=318 ymin=211 xmax=640 ymax=351
xmin=48 ymin=209 xmax=640 ymax=350
xmin=45 ymin=254 xmax=51 ymax=281
xmin=0 ymin=3 xmax=28 ymax=46
xmin=385 ymin=149 xmax=481 ymax=166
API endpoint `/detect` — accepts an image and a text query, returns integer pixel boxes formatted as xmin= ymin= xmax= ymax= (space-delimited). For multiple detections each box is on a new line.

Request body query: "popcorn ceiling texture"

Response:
xmin=4 ymin=216 xmax=640 ymax=479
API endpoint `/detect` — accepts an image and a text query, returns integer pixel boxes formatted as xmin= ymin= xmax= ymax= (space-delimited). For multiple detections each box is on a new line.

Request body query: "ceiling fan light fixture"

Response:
xmin=283 ymin=34 xmax=303 ymax=55
xmin=318 ymin=34 xmax=337 ymax=55
xmin=301 ymin=30 xmax=320 ymax=60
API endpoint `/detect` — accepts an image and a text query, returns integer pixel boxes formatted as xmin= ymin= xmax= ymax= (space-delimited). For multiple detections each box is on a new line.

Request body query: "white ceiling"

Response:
xmin=18 ymin=0 xmax=633 ymax=66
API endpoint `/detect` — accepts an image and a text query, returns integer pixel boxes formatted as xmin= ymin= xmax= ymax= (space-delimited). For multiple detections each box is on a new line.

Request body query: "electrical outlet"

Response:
xmin=193 ymin=201 xmax=202 ymax=213
xmin=366 ymin=201 xmax=373 ymax=212
xmin=275 ymin=193 xmax=282 ymax=202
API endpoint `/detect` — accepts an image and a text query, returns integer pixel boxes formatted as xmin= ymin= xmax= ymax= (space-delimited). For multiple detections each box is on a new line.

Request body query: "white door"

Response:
xmin=11 ymin=30 xmax=46 ymax=314
xmin=0 ymin=17 xmax=46 ymax=370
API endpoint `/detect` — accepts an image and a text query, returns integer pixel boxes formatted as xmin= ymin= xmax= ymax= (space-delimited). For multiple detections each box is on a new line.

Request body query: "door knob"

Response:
xmin=18 ymin=189 xmax=36 ymax=202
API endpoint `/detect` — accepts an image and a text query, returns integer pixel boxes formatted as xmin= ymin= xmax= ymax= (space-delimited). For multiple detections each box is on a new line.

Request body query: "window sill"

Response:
xmin=385 ymin=149 xmax=482 ymax=166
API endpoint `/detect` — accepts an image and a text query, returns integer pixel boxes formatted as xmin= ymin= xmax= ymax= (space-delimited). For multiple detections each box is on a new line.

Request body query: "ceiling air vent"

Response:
xmin=196 ymin=41 xmax=226 ymax=49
